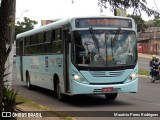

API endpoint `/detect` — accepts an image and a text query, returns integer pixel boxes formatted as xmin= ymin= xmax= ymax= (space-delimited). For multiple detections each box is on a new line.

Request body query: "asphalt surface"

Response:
xmin=138 ymin=57 xmax=150 ymax=70
xmin=12 ymin=59 xmax=160 ymax=120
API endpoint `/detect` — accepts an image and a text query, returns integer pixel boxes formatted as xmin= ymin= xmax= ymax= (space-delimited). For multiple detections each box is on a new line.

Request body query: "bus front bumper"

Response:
xmin=70 ymin=78 xmax=138 ymax=95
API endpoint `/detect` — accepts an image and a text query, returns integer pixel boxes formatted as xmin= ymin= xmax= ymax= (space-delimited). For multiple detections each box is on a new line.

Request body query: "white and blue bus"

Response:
xmin=16 ymin=16 xmax=138 ymax=101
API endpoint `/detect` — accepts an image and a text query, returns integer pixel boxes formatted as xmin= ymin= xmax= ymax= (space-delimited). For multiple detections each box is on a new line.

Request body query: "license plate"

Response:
xmin=102 ymin=87 xmax=113 ymax=92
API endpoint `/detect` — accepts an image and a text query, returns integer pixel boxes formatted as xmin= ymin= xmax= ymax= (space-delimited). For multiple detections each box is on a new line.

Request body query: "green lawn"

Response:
xmin=138 ymin=68 xmax=149 ymax=76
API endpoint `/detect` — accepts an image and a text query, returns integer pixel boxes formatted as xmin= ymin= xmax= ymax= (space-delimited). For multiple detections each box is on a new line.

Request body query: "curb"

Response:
xmin=138 ymin=75 xmax=149 ymax=78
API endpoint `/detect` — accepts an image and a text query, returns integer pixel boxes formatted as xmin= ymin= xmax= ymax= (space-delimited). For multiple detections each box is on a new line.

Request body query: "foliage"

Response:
xmin=145 ymin=20 xmax=155 ymax=27
xmin=2 ymin=87 xmax=17 ymax=112
xmin=98 ymin=0 xmax=160 ymax=16
xmin=1 ymin=86 xmax=22 ymax=120
xmin=127 ymin=14 xmax=147 ymax=32
xmin=4 ymin=87 xmax=22 ymax=107
xmin=153 ymin=16 xmax=160 ymax=27
xmin=15 ymin=17 xmax=38 ymax=38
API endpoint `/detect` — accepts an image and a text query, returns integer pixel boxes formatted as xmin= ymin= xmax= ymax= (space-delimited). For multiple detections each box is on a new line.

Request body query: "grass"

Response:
xmin=16 ymin=95 xmax=75 ymax=120
xmin=16 ymin=95 xmax=51 ymax=110
xmin=138 ymin=68 xmax=150 ymax=76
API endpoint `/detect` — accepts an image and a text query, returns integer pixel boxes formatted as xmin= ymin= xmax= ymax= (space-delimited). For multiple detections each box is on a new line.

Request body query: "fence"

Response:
xmin=138 ymin=43 xmax=158 ymax=55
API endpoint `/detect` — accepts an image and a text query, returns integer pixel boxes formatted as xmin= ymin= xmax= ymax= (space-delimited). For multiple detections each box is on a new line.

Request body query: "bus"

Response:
xmin=16 ymin=16 xmax=138 ymax=101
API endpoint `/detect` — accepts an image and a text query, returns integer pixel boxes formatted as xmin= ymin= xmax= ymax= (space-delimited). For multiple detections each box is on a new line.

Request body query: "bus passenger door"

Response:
xmin=19 ymin=40 xmax=24 ymax=81
xmin=63 ymin=30 xmax=70 ymax=93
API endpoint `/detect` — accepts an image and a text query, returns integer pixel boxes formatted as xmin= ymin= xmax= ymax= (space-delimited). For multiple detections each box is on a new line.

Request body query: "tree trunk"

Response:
xmin=0 ymin=0 xmax=16 ymax=112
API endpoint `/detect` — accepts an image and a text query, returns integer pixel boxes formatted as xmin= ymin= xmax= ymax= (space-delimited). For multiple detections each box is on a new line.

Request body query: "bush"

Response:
xmin=2 ymin=87 xmax=22 ymax=120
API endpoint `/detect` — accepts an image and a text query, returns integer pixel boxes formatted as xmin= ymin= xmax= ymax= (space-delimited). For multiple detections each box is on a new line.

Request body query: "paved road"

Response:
xmin=12 ymin=63 xmax=160 ymax=120
xmin=138 ymin=57 xmax=150 ymax=70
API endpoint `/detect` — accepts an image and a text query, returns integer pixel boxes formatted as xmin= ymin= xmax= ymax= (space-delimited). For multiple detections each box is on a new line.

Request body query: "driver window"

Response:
xmin=74 ymin=32 xmax=85 ymax=64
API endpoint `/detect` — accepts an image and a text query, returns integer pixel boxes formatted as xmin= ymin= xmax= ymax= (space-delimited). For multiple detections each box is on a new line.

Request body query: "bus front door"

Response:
xmin=63 ymin=30 xmax=70 ymax=93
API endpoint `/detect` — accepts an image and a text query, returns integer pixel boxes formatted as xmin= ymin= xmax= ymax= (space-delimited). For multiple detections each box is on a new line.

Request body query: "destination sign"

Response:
xmin=75 ymin=18 xmax=132 ymax=28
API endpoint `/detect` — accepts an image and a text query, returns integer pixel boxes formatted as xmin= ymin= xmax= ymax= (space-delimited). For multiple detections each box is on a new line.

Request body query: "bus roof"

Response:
xmin=16 ymin=16 xmax=134 ymax=40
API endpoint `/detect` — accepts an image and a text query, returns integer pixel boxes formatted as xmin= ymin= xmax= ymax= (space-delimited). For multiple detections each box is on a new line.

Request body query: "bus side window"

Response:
xmin=44 ymin=30 xmax=52 ymax=54
xmin=55 ymin=28 xmax=61 ymax=41
xmin=25 ymin=36 xmax=30 ymax=46
xmin=52 ymin=28 xmax=62 ymax=53
xmin=38 ymin=32 xmax=44 ymax=43
xmin=30 ymin=34 xmax=38 ymax=45
xmin=24 ymin=37 xmax=30 ymax=55
xmin=45 ymin=30 xmax=52 ymax=42
xmin=52 ymin=30 xmax=55 ymax=41
xmin=37 ymin=32 xmax=44 ymax=54
xmin=52 ymin=40 xmax=62 ymax=54
xmin=36 ymin=44 xmax=43 ymax=54
xmin=16 ymin=40 xmax=20 ymax=56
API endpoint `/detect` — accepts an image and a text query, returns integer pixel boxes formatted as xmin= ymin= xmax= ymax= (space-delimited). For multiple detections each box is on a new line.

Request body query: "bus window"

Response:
xmin=38 ymin=32 xmax=44 ymax=43
xmin=25 ymin=46 xmax=36 ymax=55
xmin=25 ymin=36 xmax=30 ymax=46
xmin=55 ymin=28 xmax=61 ymax=41
xmin=45 ymin=30 xmax=52 ymax=42
xmin=16 ymin=40 xmax=20 ymax=56
xmin=44 ymin=43 xmax=52 ymax=54
xmin=36 ymin=44 xmax=43 ymax=54
xmin=52 ymin=40 xmax=62 ymax=53
xmin=30 ymin=34 xmax=38 ymax=45
xmin=52 ymin=30 xmax=55 ymax=41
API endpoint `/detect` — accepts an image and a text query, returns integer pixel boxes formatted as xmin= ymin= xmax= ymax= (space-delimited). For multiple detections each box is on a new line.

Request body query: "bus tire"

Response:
xmin=26 ymin=72 xmax=33 ymax=90
xmin=105 ymin=93 xmax=118 ymax=100
xmin=55 ymin=81 xmax=65 ymax=101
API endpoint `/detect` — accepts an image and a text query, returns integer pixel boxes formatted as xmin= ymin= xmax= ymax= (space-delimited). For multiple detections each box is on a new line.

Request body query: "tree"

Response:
xmin=15 ymin=17 xmax=38 ymax=37
xmin=0 ymin=0 xmax=16 ymax=115
xmin=127 ymin=14 xmax=147 ymax=32
xmin=98 ymin=0 xmax=160 ymax=16
xmin=145 ymin=20 xmax=155 ymax=27
xmin=153 ymin=16 xmax=160 ymax=27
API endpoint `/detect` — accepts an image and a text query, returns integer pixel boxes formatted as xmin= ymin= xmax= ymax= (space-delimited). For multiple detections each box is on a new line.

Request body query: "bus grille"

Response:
xmin=89 ymin=71 xmax=125 ymax=77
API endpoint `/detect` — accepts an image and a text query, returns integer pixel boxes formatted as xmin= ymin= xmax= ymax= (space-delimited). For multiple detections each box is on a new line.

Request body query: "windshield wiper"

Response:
xmin=89 ymin=27 xmax=100 ymax=55
xmin=112 ymin=27 xmax=121 ymax=46
xmin=111 ymin=27 xmax=121 ymax=57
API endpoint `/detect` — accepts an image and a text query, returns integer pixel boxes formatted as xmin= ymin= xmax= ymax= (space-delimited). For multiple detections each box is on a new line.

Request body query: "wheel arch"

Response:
xmin=25 ymin=70 xmax=29 ymax=82
xmin=53 ymin=73 xmax=60 ymax=91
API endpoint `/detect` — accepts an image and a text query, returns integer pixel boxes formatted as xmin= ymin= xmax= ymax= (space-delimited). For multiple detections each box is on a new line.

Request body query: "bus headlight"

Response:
xmin=72 ymin=74 xmax=88 ymax=83
xmin=129 ymin=73 xmax=138 ymax=81
xmin=73 ymin=75 xmax=80 ymax=80
xmin=73 ymin=74 xmax=85 ymax=81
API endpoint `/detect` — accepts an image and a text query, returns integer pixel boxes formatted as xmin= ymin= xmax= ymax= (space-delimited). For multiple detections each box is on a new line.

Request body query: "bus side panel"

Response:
xmin=23 ymin=56 xmax=36 ymax=85
xmin=19 ymin=54 xmax=64 ymax=91
xmin=44 ymin=54 xmax=64 ymax=91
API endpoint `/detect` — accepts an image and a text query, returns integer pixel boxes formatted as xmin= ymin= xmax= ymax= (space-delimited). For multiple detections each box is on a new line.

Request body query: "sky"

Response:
xmin=16 ymin=0 xmax=160 ymax=27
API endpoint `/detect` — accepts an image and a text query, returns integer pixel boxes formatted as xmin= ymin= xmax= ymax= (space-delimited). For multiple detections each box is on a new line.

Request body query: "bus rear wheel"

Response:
xmin=26 ymin=73 xmax=33 ymax=90
xmin=55 ymin=81 xmax=66 ymax=101
xmin=105 ymin=93 xmax=118 ymax=100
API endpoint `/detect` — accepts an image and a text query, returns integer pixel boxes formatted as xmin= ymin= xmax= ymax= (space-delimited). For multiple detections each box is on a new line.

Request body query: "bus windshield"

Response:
xmin=73 ymin=30 xmax=137 ymax=67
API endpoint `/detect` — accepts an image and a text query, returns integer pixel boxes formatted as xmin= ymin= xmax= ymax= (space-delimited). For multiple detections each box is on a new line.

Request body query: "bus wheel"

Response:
xmin=105 ymin=93 xmax=118 ymax=100
xmin=55 ymin=82 xmax=65 ymax=101
xmin=26 ymin=73 xmax=33 ymax=90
